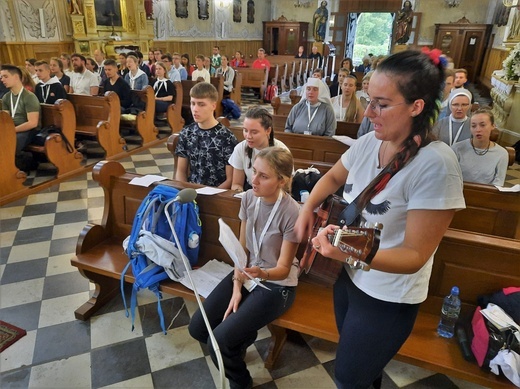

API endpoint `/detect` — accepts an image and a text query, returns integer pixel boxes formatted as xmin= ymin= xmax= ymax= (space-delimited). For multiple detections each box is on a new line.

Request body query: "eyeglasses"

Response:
xmin=366 ymin=98 xmax=408 ymax=116
xmin=451 ymin=103 xmax=470 ymax=109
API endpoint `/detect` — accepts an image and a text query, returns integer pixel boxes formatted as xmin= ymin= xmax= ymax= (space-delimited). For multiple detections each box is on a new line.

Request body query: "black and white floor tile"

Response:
xmin=3 ymin=137 xmax=516 ymax=388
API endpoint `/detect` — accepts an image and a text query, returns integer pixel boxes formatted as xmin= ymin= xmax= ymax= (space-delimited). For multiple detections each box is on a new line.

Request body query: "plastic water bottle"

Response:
xmin=300 ymin=190 xmax=309 ymax=203
xmin=437 ymin=286 xmax=461 ymax=338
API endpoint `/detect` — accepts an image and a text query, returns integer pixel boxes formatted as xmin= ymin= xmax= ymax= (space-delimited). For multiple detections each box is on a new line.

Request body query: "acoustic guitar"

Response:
xmin=299 ymin=194 xmax=382 ymax=287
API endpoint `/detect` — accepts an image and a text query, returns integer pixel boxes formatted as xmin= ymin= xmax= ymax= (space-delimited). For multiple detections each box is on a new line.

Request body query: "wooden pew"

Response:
xmin=242 ymin=55 xmax=295 ymax=69
xmin=0 ymin=111 xmax=27 ymax=199
xmin=336 ymin=121 xmax=360 ymax=137
xmin=229 ymin=70 xmax=242 ymax=106
xmin=227 ymin=126 xmax=348 ymax=164
xmin=238 ymin=67 xmax=268 ymax=98
xmin=266 ymin=225 xmax=520 ymax=389
xmin=450 ymin=182 xmax=520 ymax=239
xmin=71 ymin=161 xmax=518 ymax=389
xmin=271 ymin=96 xmax=292 ymax=116
xmin=68 ymin=92 xmax=127 ymax=158
xmin=120 ymin=86 xmax=159 ymax=145
xmin=272 ymin=114 xmax=287 ymax=132
xmin=166 ymin=81 xmax=184 ymax=133
xmin=490 ymin=128 xmax=516 ymax=167
xmin=280 ymin=62 xmax=290 ymax=93
xmin=210 ymin=76 xmax=224 ymax=118
xmin=71 ymin=160 xmax=240 ymax=321
xmin=26 ymin=99 xmax=83 ymax=178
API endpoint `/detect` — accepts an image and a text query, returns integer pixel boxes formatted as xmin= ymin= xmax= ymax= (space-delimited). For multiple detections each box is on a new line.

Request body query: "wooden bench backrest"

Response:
xmin=41 ymin=99 xmax=77 ymax=144
xmin=336 ymin=121 xmax=360 ymax=138
xmin=271 ymin=96 xmax=292 ymax=116
xmin=36 ymin=99 xmax=83 ymax=177
xmin=272 ymin=115 xmax=287 ymax=132
xmin=210 ymin=76 xmax=224 ymax=117
xmin=167 ymin=82 xmax=184 ymax=133
xmin=0 ymin=111 xmax=26 ymax=198
xmin=181 ymin=80 xmax=195 ymax=106
xmin=228 ymin=127 xmax=348 ymax=163
xmin=238 ymin=67 xmax=268 ymax=88
xmin=129 ymin=86 xmax=158 ymax=144
xmin=229 ymin=71 xmax=242 ymax=106
xmin=92 ymin=160 xmax=241 ymax=267
xmin=68 ymin=91 xmax=121 ymax=135
xmin=425 ymin=228 xmax=520 ymax=316
xmin=451 ymin=182 xmax=520 ymax=239
xmin=133 ymin=85 xmax=155 ymax=109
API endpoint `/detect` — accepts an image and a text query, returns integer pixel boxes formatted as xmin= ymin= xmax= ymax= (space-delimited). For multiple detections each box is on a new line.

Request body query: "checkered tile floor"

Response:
xmin=1 ymin=93 xmax=517 ymax=388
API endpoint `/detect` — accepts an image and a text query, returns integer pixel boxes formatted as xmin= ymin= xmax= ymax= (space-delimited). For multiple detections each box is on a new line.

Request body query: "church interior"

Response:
xmin=1 ymin=0 xmax=520 ymax=388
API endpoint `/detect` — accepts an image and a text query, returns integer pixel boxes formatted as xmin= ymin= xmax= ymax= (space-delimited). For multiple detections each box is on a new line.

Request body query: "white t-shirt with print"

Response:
xmin=340 ymin=132 xmax=465 ymax=304
xmin=70 ymin=70 xmax=99 ymax=95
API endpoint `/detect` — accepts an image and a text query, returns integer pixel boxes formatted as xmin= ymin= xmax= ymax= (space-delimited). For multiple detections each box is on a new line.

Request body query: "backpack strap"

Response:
xmin=129 ymin=259 xmax=169 ymax=333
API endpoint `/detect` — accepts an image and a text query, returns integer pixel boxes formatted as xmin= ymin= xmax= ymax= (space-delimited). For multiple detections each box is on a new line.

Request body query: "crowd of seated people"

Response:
xmin=1 ymin=45 xmax=513 ymax=191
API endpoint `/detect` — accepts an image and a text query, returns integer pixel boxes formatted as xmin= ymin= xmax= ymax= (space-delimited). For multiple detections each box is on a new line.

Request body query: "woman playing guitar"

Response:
xmin=294 ymin=49 xmax=466 ymax=389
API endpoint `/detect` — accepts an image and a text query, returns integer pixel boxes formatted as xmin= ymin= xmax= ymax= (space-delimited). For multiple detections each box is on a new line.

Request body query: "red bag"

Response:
xmin=471 ymin=307 xmax=490 ymax=367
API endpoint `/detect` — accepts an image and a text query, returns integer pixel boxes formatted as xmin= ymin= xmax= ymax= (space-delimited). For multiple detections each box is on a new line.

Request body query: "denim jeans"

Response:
xmin=189 ymin=271 xmax=295 ymax=389
xmin=333 ymin=268 xmax=420 ymax=389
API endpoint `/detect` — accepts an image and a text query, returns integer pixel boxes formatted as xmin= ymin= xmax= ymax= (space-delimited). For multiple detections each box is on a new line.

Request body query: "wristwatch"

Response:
xmin=345 ymin=256 xmax=371 ymax=271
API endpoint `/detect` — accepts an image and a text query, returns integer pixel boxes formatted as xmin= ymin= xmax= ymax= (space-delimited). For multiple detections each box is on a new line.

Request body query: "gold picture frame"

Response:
xmin=94 ymin=0 xmax=128 ymax=31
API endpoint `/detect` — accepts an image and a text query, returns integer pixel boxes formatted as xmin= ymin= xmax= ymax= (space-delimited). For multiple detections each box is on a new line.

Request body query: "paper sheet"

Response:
xmin=218 ymin=218 xmax=270 ymax=290
xmin=195 ymin=187 xmax=228 ymax=195
xmin=179 ymin=259 xmax=234 ymax=298
xmin=129 ymin=175 xmax=168 ymax=187
xmin=481 ymin=303 xmax=520 ymax=332
xmin=332 ymin=135 xmax=356 ymax=146
xmin=495 ymin=184 xmax=520 ymax=192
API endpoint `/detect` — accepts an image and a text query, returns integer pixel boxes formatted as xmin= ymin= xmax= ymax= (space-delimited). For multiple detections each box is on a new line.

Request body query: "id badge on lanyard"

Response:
xmin=244 ymin=191 xmax=283 ymax=292
xmin=305 ymin=102 xmax=320 ymax=135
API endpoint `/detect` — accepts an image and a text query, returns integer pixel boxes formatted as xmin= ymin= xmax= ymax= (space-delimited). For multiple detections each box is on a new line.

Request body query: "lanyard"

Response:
xmin=10 ymin=88 xmax=23 ymax=118
xmin=129 ymin=70 xmax=140 ymax=90
xmin=307 ymin=101 xmax=321 ymax=132
xmin=73 ymin=72 xmax=86 ymax=91
xmin=40 ymin=83 xmax=51 ymax=103
xmin=448 ymin=118 xmax=467 ymax=146
xmin=251 ymin=190 xmax=283 ymax=263
xmin=154 ymin=79 xmax=167 ymax=96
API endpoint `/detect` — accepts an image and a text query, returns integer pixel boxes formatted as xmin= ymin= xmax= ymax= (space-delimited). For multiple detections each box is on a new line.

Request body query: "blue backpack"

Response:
xmin=222 ymin=98 xmax=241 ymax=120
xmin=121 ymin=185 xmax=202 ymax=333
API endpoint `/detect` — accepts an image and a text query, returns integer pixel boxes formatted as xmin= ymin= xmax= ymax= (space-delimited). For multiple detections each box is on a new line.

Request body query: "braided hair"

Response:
xmin=244 ymin=107 xmax=275 ymax=169
xmin=357 ymin=49 xmax=445 ymax=209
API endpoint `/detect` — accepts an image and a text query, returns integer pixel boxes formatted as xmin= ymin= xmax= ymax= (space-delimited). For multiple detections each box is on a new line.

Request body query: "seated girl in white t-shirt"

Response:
xmin=229 ymin=107 xmax=289 ymax=192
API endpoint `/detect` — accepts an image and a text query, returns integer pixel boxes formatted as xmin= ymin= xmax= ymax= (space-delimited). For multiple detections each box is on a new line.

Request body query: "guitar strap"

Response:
xmin=338 ymin=158 xmax=402 ymax=226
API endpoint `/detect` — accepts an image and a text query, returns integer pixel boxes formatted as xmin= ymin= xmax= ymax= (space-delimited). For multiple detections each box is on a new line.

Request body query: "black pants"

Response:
xmin=333 ymin=268 xmax=420 ymax=389
xmin=189 ymin=271 xmax=295 ymax=389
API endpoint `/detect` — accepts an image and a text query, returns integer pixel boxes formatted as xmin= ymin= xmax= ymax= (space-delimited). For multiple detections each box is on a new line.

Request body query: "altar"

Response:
xmin=70 ymin=0 xmax=154 ymax=58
